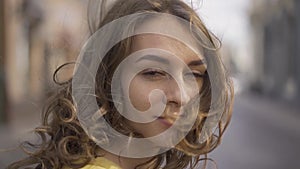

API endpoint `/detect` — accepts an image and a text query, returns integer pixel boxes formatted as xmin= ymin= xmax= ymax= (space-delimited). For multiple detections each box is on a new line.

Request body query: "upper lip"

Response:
xmin=154 ymin=109 xmax=185 ymax=123
xmin=160 ymin=112 xmax=184 ymax=118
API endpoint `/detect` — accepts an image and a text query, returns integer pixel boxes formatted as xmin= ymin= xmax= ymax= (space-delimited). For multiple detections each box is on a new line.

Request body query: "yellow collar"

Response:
xmin=88 ymin=157 xmax=122 ymax=169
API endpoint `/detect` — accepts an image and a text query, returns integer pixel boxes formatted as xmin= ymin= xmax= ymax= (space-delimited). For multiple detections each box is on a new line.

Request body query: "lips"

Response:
xmin=157 ymin=116 xmax=175 ymax=127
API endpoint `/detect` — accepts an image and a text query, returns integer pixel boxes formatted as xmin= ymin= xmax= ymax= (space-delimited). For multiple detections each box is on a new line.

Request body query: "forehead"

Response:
xmin=132 ymin=16 xmax=204 ymax=62
xmin=131 ymin=34 xmax=204 ymax=63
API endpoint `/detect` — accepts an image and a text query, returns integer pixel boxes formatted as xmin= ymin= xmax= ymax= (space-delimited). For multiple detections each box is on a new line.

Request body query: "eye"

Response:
xmin=141 ymin=68 xmax=168 ymax=80
xmin=185 ymin=71 xmax=206 ymax=80
xmin=192 ymin=72 xmax=205 ymax=78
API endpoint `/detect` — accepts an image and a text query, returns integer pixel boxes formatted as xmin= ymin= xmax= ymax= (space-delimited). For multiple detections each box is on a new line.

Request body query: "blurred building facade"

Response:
xmin=250 ymin=0 xmax=300 ymax=102
xmin=0 ymin=0 xmax=7 ymax=123
xmin=1 ymin=0 xmax=87 ymax=126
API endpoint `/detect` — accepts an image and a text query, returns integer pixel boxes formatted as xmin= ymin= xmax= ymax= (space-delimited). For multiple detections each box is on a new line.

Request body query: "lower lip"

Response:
xmin=157 ymin=118 xmax=173 ymax=127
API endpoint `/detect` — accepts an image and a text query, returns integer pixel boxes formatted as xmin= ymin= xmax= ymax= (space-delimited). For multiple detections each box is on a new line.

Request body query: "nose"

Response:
xmin=164 ymin=78 xmax=191 ymax=107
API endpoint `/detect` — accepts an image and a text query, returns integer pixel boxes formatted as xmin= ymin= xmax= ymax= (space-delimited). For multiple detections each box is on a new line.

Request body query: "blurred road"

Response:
xmin=211 ymin=92 xmax=300 ymax=169
xmin=1 ymin=92 xmax=300 ymax=168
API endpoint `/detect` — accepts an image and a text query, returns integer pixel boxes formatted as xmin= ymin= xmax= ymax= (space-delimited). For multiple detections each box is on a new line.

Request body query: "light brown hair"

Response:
xmin=7 ymin=0 xmax=233 ymax=168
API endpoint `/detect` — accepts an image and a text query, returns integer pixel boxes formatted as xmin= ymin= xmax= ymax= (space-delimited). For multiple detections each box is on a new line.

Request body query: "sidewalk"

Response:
xmin=211 ymin=91 xmax=300 ymax=169
xmin=0 ymin=98 xmax=42 ymax=168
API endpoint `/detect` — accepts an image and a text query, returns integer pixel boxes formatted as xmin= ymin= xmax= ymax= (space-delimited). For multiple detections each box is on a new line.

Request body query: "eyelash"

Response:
xmin=141 ymin=69 xmax=206 ymax=80
xmin=141 ymin=69 xmax=167 ymax=80
xmin=188 ymin=70 xmax=207 ymax=78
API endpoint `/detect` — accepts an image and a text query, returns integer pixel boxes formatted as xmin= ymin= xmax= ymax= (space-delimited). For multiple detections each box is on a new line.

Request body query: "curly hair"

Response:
xmin=7 ymin=0 xmax=234 ymax=169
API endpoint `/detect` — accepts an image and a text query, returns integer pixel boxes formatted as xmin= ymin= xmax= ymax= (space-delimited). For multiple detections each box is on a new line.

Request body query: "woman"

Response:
xmin=7 ymin=0 xmax=233 ymax=168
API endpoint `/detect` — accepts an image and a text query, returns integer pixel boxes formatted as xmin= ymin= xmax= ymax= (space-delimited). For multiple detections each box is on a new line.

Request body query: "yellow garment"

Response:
xmin=80 ymin=157 xmax=122 ymax=169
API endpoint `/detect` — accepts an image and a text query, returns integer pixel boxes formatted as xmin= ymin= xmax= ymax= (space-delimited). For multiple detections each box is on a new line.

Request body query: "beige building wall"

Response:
xmin=250 ymin=0 xmax=300 ymax=101
xmin=4 ymin=0 xmax=87 ymax=131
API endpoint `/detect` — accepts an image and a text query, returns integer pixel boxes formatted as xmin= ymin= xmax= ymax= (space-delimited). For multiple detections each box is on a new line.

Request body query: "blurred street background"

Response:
xmin=0 ymin=0 xmax=299 ymax=168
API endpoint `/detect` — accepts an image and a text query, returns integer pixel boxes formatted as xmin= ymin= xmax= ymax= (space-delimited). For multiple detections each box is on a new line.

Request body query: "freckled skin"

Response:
xmin=120 ymin=33 xmax=206 ymax=138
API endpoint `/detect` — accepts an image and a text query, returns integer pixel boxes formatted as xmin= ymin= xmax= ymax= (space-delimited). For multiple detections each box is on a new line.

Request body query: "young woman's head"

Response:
xmin=8 ymin=0 xmax=233 ymax=169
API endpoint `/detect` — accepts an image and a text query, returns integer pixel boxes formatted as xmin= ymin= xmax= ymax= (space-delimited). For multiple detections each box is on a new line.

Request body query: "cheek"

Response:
xmin=127 ymin=77 xmax=152 ymax=111
xmin=185 ymin=79 xmax=204 ymax=99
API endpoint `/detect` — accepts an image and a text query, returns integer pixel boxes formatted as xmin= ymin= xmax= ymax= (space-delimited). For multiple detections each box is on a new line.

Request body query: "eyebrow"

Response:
xmin=135 ymin=54 xmax=205 ymax=66
xmin=188 ymin=60 xmax=206 ymax=66
xmin=135 ymin=55 xmax=170 ymax=64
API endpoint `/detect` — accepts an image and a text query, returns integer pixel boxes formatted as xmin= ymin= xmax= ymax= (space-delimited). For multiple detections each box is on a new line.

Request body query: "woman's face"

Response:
xmin=117 ymin=33 xmax=207 ymax=138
